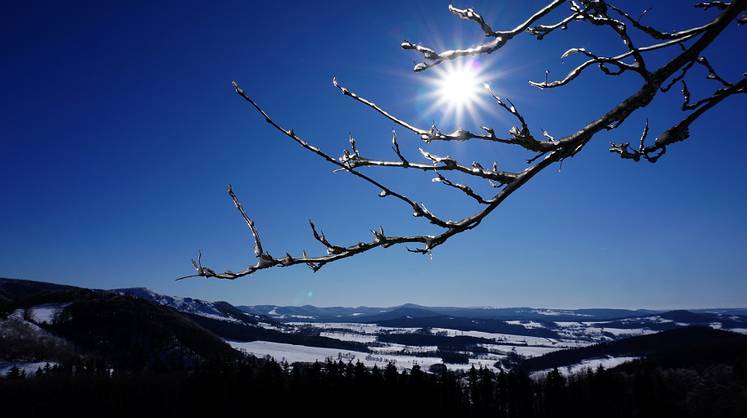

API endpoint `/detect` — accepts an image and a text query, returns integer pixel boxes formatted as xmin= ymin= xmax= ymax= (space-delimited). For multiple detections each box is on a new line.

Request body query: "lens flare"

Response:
xmin=438 ymin=65 xmax=480 ymax=106
xmin=420 ymin=59 xmax=493 ymax=127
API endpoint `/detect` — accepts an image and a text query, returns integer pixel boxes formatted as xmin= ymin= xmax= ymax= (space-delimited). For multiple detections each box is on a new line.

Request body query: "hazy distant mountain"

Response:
xmin=238 ymin=304 xmax=388 ymax=321
xmin=239 ymin=303 xmax=664 ymax=323
xmin=693 ymin=308 xmax=747 ymax=316
xmin=356 ymin=307 xmax=443 ymax=323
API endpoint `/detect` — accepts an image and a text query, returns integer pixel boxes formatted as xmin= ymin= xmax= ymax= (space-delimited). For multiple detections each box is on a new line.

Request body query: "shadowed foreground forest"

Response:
xmin=2 ymin=354 xmax=746 ymax=418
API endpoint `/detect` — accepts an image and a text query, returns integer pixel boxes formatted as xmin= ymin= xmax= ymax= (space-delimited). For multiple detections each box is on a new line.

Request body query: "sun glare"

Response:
xmin=421 ymin=59 xmax=492 ymax=127
xmin=438 ymin=65 xmax=480 ymax=106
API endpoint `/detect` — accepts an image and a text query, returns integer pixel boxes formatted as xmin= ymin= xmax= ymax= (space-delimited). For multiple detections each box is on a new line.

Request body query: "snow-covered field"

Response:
xmin=289 ymin=322 xmax=420 ymax=334
xmin=598 ymin=327 xmax=657 ymax=336
xmin=319 ymin=331 xmax=378 ymax=343
xmin=553 ymin=321 xmax=655 ymax=338
xmin=304 ymin=322 xmax=593 ymax=350
xmin=531 ymin=356 xmax=639 ymax=378
xmin=28 ymin=303 xmax=69 ymax=324
xmin=231 ymin=341 xmax=442 ymax=371
xmin=431 ymin=328 xmax=590 ymax=348
xmin=369 ymin=343 xmax=439 ymax=354
xmin=230 ymin=340 xmax=504 ymax=372
xmin=505 ymin=320 xmax=545 ymax=329
xmin=204 ymin=304 xmax=747 ymax=375
xmin=228 ymin=323 xmax=598 ymax=372
xmin=233 ymin=321 xmax=612 ymax=372
xmin=256 ymin=321 xmax=285 ymax=331
xmin=479 ymin=343 xmax=559 ymax=357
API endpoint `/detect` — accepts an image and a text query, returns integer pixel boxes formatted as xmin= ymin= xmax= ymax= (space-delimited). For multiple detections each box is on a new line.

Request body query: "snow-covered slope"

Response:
xmin=530 ymin=356 xmax=639 ymax=378
xmin=0 ymin=308 xmax=74 ymax=366
xmin=115 ymin=288 xmax=261 ymax=325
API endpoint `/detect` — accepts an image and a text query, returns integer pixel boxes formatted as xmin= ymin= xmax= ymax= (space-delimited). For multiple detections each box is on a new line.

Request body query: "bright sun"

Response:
xmin=421 ymin=59 xmax=492 ymax=126
xmin=438 ymin=65 xmax=480 ymax=106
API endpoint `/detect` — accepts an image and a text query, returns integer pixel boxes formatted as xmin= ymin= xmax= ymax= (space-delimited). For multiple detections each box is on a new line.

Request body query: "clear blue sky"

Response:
xmin=2 ymin=1 xmax=746 ymax=309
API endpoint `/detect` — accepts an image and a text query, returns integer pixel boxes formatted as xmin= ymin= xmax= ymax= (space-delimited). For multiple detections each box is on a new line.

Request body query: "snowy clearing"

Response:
xmin=319 ymin=331 xmax=378 ymax=343
xmin=289 ymin=322 xmax=420 ymax=334
xmin=531 ymin=356 xmax=639 ymax=379
xmin=369 ymin=343 xmax=439 ymax=354
xmin=431 ymin=328 xmax=590 ymax=348
xmin=505 ymin=320 xmax=545 ymax=329
xmin=28 ymin=303 xmax=69 ymax=324
xmin=598 ymin=327 xmax=656 ymax=336
xmin=478 ymin=344 xmax=559 ymax=357
xmin=229 ymin=341 xmax=500 ymax=371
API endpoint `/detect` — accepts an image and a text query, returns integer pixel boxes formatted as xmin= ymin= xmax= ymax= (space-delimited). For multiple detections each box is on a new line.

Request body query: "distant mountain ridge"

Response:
xmin=238 ymin=303 xmax=744 ymax=323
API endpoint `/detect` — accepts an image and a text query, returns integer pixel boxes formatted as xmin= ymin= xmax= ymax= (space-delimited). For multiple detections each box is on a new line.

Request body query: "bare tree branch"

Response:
xmin=611 ymin=74 xmax=747 ymax=162
xmin=694 ymin=56 xmax=733 ymax=87
xmin=390 ymin=129 xmax=408 ymax=165
xmin=696 ymin=1 xmax=732 ymax=10
xmin=527 ymin=5 xmax=585 ymax=40
xmin=333 ymin=77 xmax=510 ymax=144
xmin=609 ymin=3 xmax=718 ymax=40
xmin=231 ymin=81 xmax=452 ymax=228
xmin=184 ymin=1 xmax=747 ymax=280
xmin=448 ymin=4 xmax=494 ymax=35
xmin=432 ymin=171 xmax=490 ymax=204
xmin=402 ymin=0 xmax=567 ymax=72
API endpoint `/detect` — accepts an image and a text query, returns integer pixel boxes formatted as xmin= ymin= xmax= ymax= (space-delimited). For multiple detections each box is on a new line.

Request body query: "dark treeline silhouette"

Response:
xmin=2 ymin=353 xmax=746 ymax=418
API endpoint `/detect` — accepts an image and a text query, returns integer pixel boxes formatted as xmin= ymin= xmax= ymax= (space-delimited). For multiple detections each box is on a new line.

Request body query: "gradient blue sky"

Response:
xmin=2 ymin=1 xmax=746 ymax=309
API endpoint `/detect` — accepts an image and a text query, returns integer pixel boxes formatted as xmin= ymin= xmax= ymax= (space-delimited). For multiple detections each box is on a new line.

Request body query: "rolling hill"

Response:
xmin=0 ymin=278 xmax=238 ymax=370
xmin=521 ymin=327 xmax=747 ymax=372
